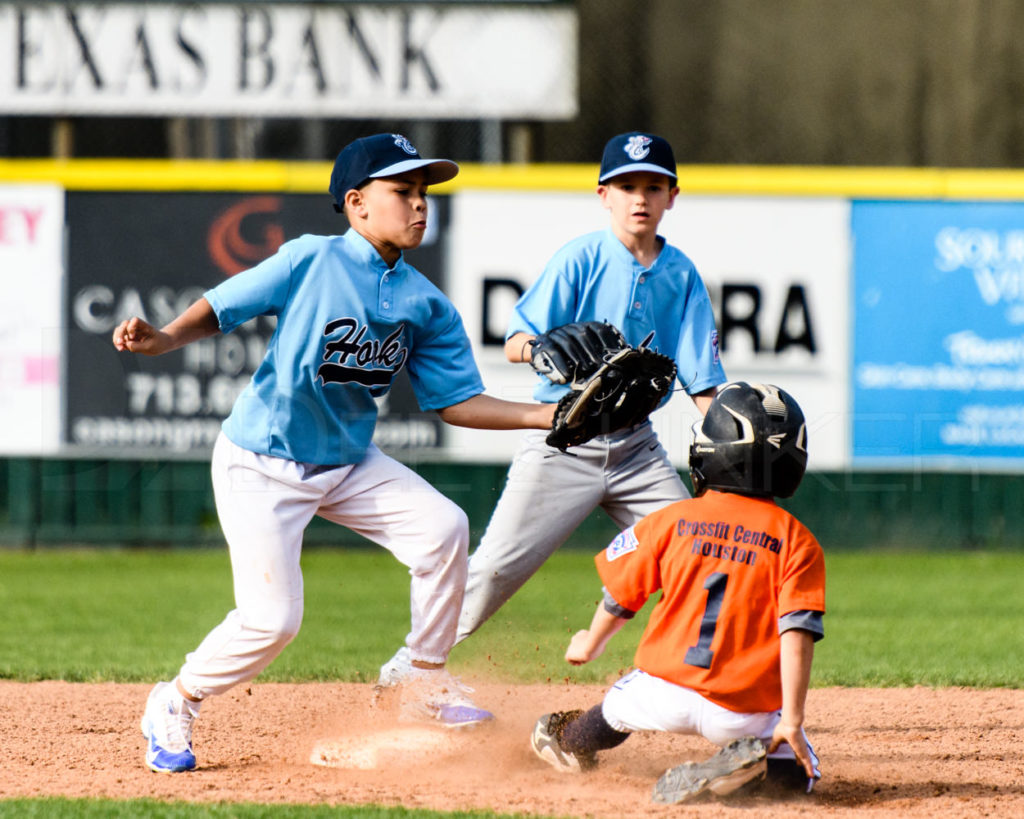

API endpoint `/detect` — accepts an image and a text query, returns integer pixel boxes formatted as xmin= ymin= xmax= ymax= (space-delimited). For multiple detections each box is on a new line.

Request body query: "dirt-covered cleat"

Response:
xmin=373 ymin=646 xmax=415 ymax=707
xmin=398 ymin=669 xmax=495 ymax=728
xmin=529 ymin=710 xmax=596 ymax=773
xmin=376 ymin=646 xmax=414 ymax=689
xmin=652 ymin=736 xmax=767 ymax=804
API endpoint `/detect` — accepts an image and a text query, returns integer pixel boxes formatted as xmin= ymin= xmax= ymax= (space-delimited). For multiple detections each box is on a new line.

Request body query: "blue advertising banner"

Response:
xmin=852 ymin=201 xmax=1024 ymax=466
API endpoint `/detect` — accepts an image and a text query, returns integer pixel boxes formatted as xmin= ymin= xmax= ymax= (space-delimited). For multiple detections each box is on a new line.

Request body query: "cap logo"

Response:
xmin=624 ymin=135 xmax=653 ymax=161
xmin=392 ymin=134 xmax=418 ymax=155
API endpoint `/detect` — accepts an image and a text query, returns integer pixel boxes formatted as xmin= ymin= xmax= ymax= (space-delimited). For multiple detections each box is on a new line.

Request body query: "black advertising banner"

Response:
xmin=65 ymin=191 xmax=448 ymax=457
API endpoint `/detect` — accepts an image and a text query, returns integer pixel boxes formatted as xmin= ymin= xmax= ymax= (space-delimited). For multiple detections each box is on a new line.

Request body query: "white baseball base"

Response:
xmin=310 ymin=727 xmax=470 ymax=770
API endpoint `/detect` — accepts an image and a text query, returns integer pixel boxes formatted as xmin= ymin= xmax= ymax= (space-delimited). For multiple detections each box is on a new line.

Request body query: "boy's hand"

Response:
xmin=566 ymin=605 xmax=628 ymax=666
xmin=565 ymin=629 xmax=600 ymax=665
xmin=767 ymin=720 xmax=817 ymax=782
xmin=111 ymin=298 xmax=219 ymax=356
xmin=112 ymin=317 xmax=167 ymax=355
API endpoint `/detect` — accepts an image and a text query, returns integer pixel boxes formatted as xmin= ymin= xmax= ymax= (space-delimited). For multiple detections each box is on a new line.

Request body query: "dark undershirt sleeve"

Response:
xmin=779 ymin=609 xmax=824 ymax=642
xmin=601 ymin=587 xmax=637 ymax=619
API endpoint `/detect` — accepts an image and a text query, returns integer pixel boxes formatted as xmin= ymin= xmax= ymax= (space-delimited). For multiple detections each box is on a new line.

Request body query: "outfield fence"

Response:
xmin=3 ymin=458 xmax=1024 ymax=552
xmin=4 ymin=161 xmax=1024 ymax=550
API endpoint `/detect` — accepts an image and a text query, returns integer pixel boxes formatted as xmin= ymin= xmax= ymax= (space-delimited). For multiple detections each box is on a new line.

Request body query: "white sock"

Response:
xmin=411 ymin=666 xmax=447 ymax=677
xmin=168 ymin=680 xmax=202 ymax=716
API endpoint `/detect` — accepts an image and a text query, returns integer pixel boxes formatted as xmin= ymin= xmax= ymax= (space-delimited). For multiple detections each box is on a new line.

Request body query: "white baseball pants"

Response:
xmin=602 ymin=669 xmax=819 ymax=772
xmin=177 ymin=432 xmax=469 ymax=700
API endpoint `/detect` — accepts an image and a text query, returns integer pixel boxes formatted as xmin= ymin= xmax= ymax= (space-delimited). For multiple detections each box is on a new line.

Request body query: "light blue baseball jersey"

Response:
xmin=508 ymin=228 xmax=726 ymax=403
xmin=205 ymin=229 xmax=484 ymax=465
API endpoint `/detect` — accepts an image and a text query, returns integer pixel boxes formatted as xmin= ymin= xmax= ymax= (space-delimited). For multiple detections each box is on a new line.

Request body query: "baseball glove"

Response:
xmin=546 ymin=343 xmax=678 ymax=451
xmin=529 ymin=321 xmax=628 ymax=385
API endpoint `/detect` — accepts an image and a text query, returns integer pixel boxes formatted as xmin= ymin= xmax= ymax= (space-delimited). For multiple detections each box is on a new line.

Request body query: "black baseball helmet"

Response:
xmin=688 ymin=382 xmax=808 ymax=498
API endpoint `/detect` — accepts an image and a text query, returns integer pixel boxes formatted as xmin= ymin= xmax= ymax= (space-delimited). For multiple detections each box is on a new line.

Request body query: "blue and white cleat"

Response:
xmin=140 ymin=681 xmax=198 ymax=773
xmin=435 ymin=702 xmax=496 ymax=727
xmin=399 ymin=669 xmax=495 ymax=729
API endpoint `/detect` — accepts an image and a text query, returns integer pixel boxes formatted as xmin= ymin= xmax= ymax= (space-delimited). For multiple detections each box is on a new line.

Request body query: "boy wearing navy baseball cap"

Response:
xmin=114 ymin=133 xmax=555 ymax=772
xmin=597 ymin=131 xmax=678 ymax=184
xmin=329 ymin=132 xmax=459 ymax=213
xmin=377 ymin=130 xmax=727 ymax=697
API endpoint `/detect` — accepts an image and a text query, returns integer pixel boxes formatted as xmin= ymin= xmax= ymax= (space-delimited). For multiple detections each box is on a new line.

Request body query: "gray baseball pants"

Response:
xmin=455 ymin=421 xmax=688 ymax=643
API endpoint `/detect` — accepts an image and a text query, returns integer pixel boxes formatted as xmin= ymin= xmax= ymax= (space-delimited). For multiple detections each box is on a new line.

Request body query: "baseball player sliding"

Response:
xmin=379 ymin=131 xmax=727 ymax=688
xmin=113 ymin=133 xmax=554 ymax=773
xmin=530 ymin=382 xmax=824 ymax=804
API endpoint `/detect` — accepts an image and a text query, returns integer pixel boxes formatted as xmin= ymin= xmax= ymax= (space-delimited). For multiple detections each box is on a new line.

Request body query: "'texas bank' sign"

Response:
xmin=0 ymin=2 xmax=577 ymax=118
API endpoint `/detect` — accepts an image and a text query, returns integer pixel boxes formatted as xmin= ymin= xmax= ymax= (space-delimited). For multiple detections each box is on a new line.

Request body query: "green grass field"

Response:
xmin=0 ymin=798 xmax=545 ymax=818
xmin=2 ymin=546 xmax=1022 ymax=688
xmin=1 ymin=545 xmax=1022 ymax=816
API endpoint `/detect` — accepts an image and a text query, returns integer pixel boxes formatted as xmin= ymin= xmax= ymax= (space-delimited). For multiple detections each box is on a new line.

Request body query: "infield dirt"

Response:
xmin=1 ymin=680 xmax=1021 ymax=817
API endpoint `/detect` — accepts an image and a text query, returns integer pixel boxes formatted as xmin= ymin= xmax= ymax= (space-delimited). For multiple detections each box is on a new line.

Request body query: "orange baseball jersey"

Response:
xmin=596 ymin=489 xmax=825 ymax=714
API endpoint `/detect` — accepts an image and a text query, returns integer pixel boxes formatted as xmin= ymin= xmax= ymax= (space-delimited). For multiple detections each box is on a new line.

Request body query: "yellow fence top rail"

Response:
xmin=4 ymin=159 xmax=1024 ymax=199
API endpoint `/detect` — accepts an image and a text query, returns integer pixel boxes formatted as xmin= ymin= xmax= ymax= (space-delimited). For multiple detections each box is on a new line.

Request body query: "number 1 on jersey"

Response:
xmin=684 ymin=572 xmax=728 ymax=669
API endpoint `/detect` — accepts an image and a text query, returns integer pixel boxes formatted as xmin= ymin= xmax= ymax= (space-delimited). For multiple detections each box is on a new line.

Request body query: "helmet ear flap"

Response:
xmin=688 ymin=448 xmax=708 ymax=497
xmin=766 ymin=418 xmax=808 ymax=498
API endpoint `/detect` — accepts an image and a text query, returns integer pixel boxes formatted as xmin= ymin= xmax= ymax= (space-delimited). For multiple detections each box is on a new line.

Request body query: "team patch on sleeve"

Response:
xmin=606 ymin=527 xmax=639 ymax=561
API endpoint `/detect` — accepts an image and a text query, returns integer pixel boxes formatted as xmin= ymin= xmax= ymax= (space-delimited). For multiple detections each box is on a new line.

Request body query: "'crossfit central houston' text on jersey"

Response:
xmin=597 ymin=490 xmax=825 ymax=714
xmin=205 ymin=230 xmax=484 ymax=465
xmin=508 ymin=228 xmax=725 ymax=403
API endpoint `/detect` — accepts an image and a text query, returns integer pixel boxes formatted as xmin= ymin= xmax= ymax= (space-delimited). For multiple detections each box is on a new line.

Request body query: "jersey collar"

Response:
xmin=603 ymin=227 xmax=669 ymax=273
xmin=343 ymin=228 xmax=407 ymax=276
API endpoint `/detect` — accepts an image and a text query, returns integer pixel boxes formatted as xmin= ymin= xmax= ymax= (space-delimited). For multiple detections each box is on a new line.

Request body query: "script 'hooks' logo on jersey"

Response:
xmin=316 ymin=318 xmax=409 ymax=391
xmin=624 ymin=135 xmax=653 ymax=161
xmin=392 ymin=134 xmax=418 ymax=155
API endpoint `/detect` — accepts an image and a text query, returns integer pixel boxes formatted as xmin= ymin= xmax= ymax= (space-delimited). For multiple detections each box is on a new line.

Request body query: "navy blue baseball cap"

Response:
xmin=598 ymin=132 xmax=677 ymax=184
xmin=329 ymin=133 xmax=459 ymax=211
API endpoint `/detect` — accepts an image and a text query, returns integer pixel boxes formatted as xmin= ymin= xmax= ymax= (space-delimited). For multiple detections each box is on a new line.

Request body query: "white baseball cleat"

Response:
xmin=376 ymin=646 xmax=414 ymax=689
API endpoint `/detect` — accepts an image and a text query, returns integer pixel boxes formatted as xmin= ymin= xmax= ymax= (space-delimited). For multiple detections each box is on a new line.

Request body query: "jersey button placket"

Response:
xmin=629 ymin=268 xmax=647 ymax=318
xmin=380 ymin=270 xmax=393 ymax=314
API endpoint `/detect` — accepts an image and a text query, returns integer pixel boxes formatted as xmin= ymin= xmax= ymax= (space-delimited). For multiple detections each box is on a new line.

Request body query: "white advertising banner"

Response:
xmin=0 ymin=3 xmax=578 ymax=118
xmin=669 ymin=197 xmax=851 ymax=471
xmin=0 ymin=185 xmax=63 ymax=455
xmin=446 ymin=192 xmax=851 ymax=470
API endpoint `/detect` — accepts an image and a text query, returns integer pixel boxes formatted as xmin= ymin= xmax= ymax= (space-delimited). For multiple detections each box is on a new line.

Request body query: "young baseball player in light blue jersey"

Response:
xmin=379 ymin=131 xmax=726 ymax=687
xmin=113 ymin=133 xmax=554 ymax=773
